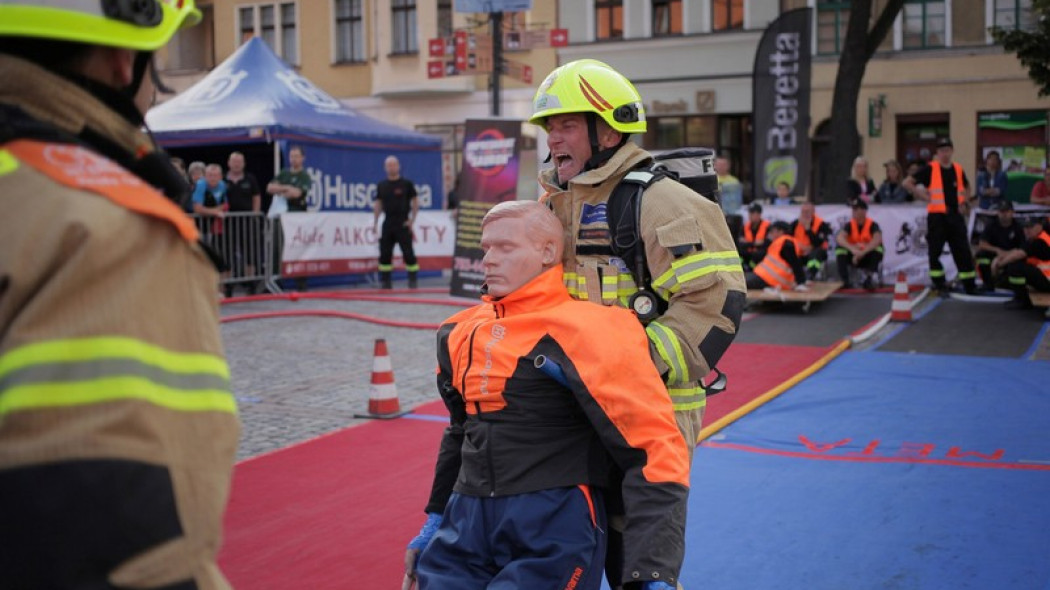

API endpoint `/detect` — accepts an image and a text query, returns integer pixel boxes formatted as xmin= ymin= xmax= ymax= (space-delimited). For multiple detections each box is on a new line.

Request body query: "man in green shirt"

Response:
xmin=267 ymin=145 xmax=312 ymax=290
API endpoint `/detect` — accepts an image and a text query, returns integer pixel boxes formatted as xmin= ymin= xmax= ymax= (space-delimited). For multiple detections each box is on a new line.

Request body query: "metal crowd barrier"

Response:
xmin=189 ymin=211 xmax=279 ymax=295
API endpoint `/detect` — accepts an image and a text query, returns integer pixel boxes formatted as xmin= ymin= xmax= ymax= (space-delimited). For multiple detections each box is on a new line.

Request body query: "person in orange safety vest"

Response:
xmin=835 ymin=199 xmax=885 ymax=290
xmin=790 ymin=200 xmax=833 ymax=280
xmin=994 ymin=216 xmax=1050 ymax=309
xmin=745 ymin=221 xmax=807 ymax=291
xmin=739 ymin=202 xmax=771 ymax=269
xmin=903 ymin=137 xmax=978 ymax=295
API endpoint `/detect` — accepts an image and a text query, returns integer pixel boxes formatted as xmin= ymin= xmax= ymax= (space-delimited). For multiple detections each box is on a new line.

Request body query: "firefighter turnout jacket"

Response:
xmin=0 ymin=55 xmax=239 ymax=589
xmin=425 ymin=266 xmax=690 ymax=584
xmin=539 ymin=142 xmax=746 ymax=414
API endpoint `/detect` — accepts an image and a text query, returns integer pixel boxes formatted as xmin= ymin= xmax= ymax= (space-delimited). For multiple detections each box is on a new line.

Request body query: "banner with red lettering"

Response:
xmin=449 ymin=118 xmax=523 ymax=298
xmin=279 ymin=211 xmax=454 ymax=277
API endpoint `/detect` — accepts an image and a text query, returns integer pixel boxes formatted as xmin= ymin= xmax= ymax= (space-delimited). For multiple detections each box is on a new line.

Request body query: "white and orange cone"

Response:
xmin=356 ymin=338 xmax=408 ymax=419
xmin=890 ymin=271 xmax=913 ymax=322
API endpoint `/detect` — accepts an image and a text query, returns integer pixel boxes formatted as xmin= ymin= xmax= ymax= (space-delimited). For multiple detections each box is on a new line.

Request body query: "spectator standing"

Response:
xmin=0 ymin=1 xmax=239 ymax=587
xmin=408 ymin=201 xmax=689 ymax=590
xmin=739 ymin=202 xmax=771 ymax=269
xmin=226 ymin=151 xmax=262 ymax=294
xmin=186 ymin=160 xmax=206 ymax=212
xmin=903 ymin=137 xmax=978 ymax=295
xmin=835 ymin=200 xmax=884 ymax=290
xmin=876 ymin=159 xmax=911 ymax=203
xmin=995 ymin=217 xmax=1050 ymax=309
xmin=975 ymin=150 xmax=1009 ymax=210
xmin=193 ymin=163 xmax=230 ymax=293
xmin=1029 ymin=169 xmax=1050 ymax=205
xmin=975 ymin=200 xmax=1025 ymax=292
xmin=846 ymin=156 xmax=877 ymax=205
xmin=373 ymin=155 xmax=420 ymax=289
xmin=745 ymin=221 xmax=807 ymax=291
xmin=716 ymin=155 xmax=743 ymax=216
xmin=267 ymin=145 xmax=312 ymax=291
xmin=791 ymin=200 xmax=833 ymax=280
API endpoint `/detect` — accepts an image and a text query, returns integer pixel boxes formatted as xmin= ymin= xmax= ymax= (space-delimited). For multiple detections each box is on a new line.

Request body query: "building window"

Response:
xmin=392 ymin=0 xmax=418 ymax=54
xmin=596 ymin=0 xmax=623 ymax=40
xmin=816 ymin=0 xmax=849 ymax=54
xmin=438 ymin=0 xmax=453 ymax=39
xmin=712 ymin=0 xmax=743 ymax=31
xmin=165 ymin=4 xmax=214 ymax=71
xmin=653 ymin=0 xmax=682 ymax=36
xmin=335 ymin=0 xmax=364 ymax=63
xmin=238 ymin=2 xmax=298 ymax=64
xmin=902 ymin=0 xmax=946 ymax=49
xmin=993 ymin=0 xmax=1035 ymax=31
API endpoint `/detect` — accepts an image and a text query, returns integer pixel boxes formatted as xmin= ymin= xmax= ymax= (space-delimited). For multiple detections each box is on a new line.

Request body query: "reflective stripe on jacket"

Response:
xmin=754 ymin=235 xmax=796 ymax=290
xmin=927 ymin=162 xmax=967 ymax=214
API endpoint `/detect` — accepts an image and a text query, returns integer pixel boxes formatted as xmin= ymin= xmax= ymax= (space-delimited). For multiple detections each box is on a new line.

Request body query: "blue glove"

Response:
xmin=642 ymin=582 xmax=675 ymax=590
xmin=407 ymin=512 xmax=442 ymax=551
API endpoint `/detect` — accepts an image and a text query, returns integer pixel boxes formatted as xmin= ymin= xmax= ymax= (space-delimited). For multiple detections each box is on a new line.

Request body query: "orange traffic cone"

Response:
xmin=890 ymin=271 xmax=913 ymax=322
xmin=355 ymin=338 xmax=408 ymax=419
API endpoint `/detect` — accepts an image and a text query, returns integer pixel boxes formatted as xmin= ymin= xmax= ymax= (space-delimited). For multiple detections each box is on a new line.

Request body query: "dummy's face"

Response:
xmin=481 ymin=216 xmax=548 ymax=298
xmin=545 ymin=113 xmax=594 ymax=184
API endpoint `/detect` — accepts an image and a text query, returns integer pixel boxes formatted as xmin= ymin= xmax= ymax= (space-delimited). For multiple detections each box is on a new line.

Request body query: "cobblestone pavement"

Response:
xmin=221 ymin=278 xmax=471 ymax=460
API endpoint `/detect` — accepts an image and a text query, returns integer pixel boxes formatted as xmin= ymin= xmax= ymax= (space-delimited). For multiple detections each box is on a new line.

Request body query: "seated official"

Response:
xmin=790 ymin=200 xmax=833 ymax=280
xmin=745 ymin=221 xmax=807 ymax=291
xmin=995 ymin=217 xmax=1050 ymax=310
xmin=835 ymin=200 xmax=884 ymax=290
xmin=739 ymin=202 xmax=770 ymax=269
xmin=404 ymin=201 xmax=689 ymax=590
xmin=975 ymin=200 xmax=1025 ymax=293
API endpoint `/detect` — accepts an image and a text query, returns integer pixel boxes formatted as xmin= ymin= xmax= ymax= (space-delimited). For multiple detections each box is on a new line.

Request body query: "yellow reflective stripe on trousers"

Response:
xmin=601 ymin=274 xmax=618 ymax=304
xmin=652 ymin=250 xmax=741 ymax=297
xmin=0 ymin=337 xmax=234 ymax=415
xmin=646 ymin=321 xmax=689 ymax=384
xmin=668 ymin=384 xmax=705 ymax=411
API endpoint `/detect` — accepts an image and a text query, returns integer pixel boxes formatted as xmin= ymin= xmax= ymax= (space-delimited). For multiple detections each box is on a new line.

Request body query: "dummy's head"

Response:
xmin=480 ymin=201 xmax=565 ymax=298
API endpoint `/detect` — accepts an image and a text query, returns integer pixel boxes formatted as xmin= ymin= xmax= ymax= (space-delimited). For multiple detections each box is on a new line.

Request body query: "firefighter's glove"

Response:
xmin=403 ymin=512 xmax=442 ymax=589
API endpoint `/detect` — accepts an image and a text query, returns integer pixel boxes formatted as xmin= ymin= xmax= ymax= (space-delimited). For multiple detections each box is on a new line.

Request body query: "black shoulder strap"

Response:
xmin=606 ymin=163 xmax=671 ymax=290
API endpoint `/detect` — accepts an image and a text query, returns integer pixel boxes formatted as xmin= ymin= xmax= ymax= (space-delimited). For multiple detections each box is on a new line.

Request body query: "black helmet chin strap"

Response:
xmin=123 ymin=51 xmax=154 ymax=102
xmin=583 ymin=112 xmax=629 ymax=172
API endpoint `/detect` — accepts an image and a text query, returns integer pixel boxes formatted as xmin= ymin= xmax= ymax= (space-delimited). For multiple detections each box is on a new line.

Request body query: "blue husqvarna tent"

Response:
xmin=146 ymin=37 xmax=443 ymax=212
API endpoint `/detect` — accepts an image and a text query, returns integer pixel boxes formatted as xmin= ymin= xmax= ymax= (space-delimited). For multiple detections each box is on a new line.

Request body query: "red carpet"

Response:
xmin=218 ymin=342 xmax=835 ymax=589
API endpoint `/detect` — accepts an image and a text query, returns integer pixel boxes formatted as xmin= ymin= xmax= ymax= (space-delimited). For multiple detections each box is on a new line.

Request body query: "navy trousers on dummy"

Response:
xmin=417 ymin=487 xmax=606 ymax=590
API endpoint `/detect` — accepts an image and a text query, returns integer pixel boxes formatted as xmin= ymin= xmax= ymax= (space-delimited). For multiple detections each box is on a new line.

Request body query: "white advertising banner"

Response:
xmin=279 ymin=211 xmax=456 ymax=277
xmin=753 ymin=203 xmax=1050 ymax=284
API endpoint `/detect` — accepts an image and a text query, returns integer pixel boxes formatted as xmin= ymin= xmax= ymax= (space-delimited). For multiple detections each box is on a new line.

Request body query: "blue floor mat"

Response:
xmin=682 ymin=351 xmax=1050 ymax=590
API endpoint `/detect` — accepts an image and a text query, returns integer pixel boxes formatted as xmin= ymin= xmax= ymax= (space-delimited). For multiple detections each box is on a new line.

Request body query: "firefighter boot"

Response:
xmin=408 ymin=271 xmax=418 ymax=289
xmin=380 ymin=271 xmax=392 ymax=290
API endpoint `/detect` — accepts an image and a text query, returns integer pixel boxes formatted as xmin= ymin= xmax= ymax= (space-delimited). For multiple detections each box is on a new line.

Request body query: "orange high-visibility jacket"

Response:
xmin=792 ymin=214 xmax=829 ymax=254
xmin=845 ymin=217 xmax=876 ymax=247
xmin=0 ymin=55 xmax=238 ymax=590
xmin=426 ymin=267 xmax=690 ymax=583
xmin=928 ymin=162 xmax=967 ymax=214
xmin=755 ymin=235 xmax=799 ymax=290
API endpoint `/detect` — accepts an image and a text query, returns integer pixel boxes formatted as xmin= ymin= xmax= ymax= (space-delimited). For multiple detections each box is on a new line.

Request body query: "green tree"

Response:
xmin=991 ymin=0 xmax=1050 ymax=96
xmin=819 ymin=0 xmax=905 ymax=203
